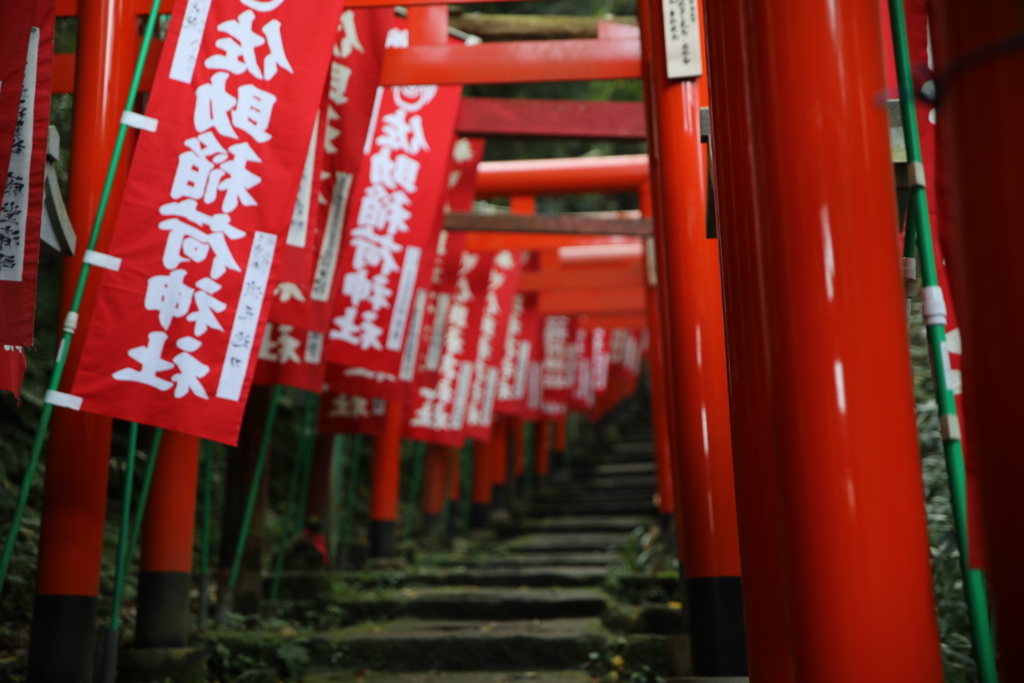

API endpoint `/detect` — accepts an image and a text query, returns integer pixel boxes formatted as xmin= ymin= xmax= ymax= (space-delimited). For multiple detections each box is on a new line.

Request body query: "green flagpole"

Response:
xmin=888 ymin=1 xmax=997 ymax=680
xmin=217 ymin=385 xmax=282 ymax=622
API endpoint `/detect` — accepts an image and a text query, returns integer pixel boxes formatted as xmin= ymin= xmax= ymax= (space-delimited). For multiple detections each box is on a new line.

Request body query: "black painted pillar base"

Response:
xmin=492 ymin=484 xmax=510 ymax=509
xmin=535 ymin=474 xmax=548 ymax=491
xmin=469 ymin=504 xmax=490 ymax=529
xmin=552 ymin=450 xmax=566 ymax=473
xmin=369 ymin=520 xmax=396 ymax=558
xmin=422 ymin=513 xmax=441 ymax=535
xmin=446 ymin=501 xmax=461 ymax=537
xmin=136 ymin=571 xmax=191 ymax=648
xmin=28 ymin=594 xmax=98 ymax=683
xmin=686 ymin=576 xmax=748 ymax=676
xmin=658 ymin=512 xmax=674 ymax=534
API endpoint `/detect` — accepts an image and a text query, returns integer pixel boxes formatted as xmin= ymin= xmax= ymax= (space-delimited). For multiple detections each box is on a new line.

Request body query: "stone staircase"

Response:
xmin=205 ymin=408 xmax=686 ymax=683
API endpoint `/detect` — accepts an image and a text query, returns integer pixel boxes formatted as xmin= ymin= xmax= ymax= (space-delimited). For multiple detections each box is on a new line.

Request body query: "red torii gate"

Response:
xmin=33 ymin=1 xmax=951 ymax=682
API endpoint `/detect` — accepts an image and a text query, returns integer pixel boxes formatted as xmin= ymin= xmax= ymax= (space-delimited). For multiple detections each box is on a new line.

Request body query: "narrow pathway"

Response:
xmin=215 ymin=410 xmax=685 ymax=682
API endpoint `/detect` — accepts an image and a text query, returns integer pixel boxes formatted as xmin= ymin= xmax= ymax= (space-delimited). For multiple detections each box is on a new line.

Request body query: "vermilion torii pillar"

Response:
xmin=29 ymin=0 xmax=134 ymax=679
xmin=639 ymin=184 xmax=676 ymax=529
xmin=637 ymin=0 xmax=746 ymax=675
xmin=737 ymin=0 xmax=945 ymax=679
xmin=136 ymin=432 xmax=200 ymax=648
xmin=930 ymin=1 xmax=1024 ymax=676
xmin=369 ymin=401 xmax=403 ymax=558
xmin=702 ymin=0 xmax=794 ymax=679
xmin=470 ymin=438 xmax=494 ymax=529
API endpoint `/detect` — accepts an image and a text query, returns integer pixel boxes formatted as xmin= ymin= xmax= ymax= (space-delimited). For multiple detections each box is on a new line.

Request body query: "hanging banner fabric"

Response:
xmin=1 ymin=1 xmax=53 ymax=346
xmin=404 ymin=250 xmax=493 ymax=447
xmin=406 ymin=137 xmax=485 ymax=389
xmin=71 ymin=0 xmax=345 ymax=444
xmin=329 ymin=135 xmax=481 ymax=401
xmin=256 ymin=11 xmax=399 ymax=395
xmin=0 ymin=345 xmax=26 ymax=397
xmin=319 ymin=390 xmax=387 ymax=435
xmin=522 ymin=309 xmax=544 ymax=422
xmin=0 ymin=0 xmax=33 ymax=186
xmin=465 ymin=250 xmax=522 ymax=442
xmin=540 ymin=315 xmax=573 ymax=415
xmin=326 ymin=82 xmax=463 ymax=374
xmin=252 ymin=321 xmax=325 ymax=394
xmin=268 ymin=8 xmax=396 ymax=333
xmin=493 ymin=292 xmax=527 ymax=416
xmin=590 ymin=325 xmax=610 ymax=395
xmin=570 ymin=325 xmax=594 ymax=411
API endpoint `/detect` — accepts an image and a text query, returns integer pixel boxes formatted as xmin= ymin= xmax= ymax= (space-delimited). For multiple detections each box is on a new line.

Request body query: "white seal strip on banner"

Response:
xmin=83 ymin=249 xmax=123 ymax=272
xmin=45 ymin=390 xmax=83 ymax=411
xmin=120 ymin=110 xmax=159 ymax=133
xmin=922 ymin=285 xmax=948 ymax=327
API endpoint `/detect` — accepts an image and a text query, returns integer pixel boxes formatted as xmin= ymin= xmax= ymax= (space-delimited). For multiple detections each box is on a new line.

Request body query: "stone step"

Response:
xmin=337 ymin=566 xmax=612 ymax=589
xmin=532 ymin=500 xmax=656 ymax=517
xmin=592 ymin=462 xmax=656 ymax=476
xmin=216 ymin=618 xmax=668 ymax=672
xmin=425 ymin=552 xmax=616 ymax=568
xmin=611 ymin=441 xmax=655 ymax=454
xmin=292 ymin=587 xmax=610 ymax=623
xmin=531 ymin=515 xmax=652 ymax=533
xmin=304 ymin=671 xmax=594 ymax=683
xmin=539 ymin=489 xmax=655 ymax=505
xmin=561 ymin=474 xmax=658 ymax=489
xmin=506 ymin=533 xmax=626 ymax=554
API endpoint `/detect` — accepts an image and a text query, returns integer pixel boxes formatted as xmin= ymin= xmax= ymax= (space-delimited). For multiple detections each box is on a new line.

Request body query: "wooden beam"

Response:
xmin=463 ymin=233 xmax=638 ymax=251
xmin=537 ymin=287 xmax=646 ymax=315
xmin=379 ymin=39 xmax=641 ymax=86
xmin=476 ymin=155 xmax=650 ymax=197
xmin=445 ymin=212 xmax=652 ymax=236
xmin=576 ymin=313 xmax=649 ymax=330
xmin=518 ymin=264 xmax=646 ymax=292
xmin=456 ymin=98 xmax=646 ymax=140
xmin=56 ymin=0 xmax=540 ymax=14
xmin=56 ymin=0 xmax=173 ymax=16
xmin=448 ymin=13 xmax=637 ymax=41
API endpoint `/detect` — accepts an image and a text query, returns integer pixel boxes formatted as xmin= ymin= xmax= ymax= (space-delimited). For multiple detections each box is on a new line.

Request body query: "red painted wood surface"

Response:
xmin=379 ymin=39 xmax=641 ymax=86
xmin=456 ymin=97 xmax=645 ymax=140
xmin=537 ymin=287 xmax=645 ymax=315
xmin=517 ymin=263 xmax=645 ymax=292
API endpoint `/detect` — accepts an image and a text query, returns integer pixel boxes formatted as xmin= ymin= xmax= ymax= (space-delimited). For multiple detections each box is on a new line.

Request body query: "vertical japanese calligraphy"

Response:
xmin=326 ymin=82 xmax=463 ymax=375
xmin=405 ymin=250 xmax=493 ymax=447
xmin=0 ymin=0 xmax=53 ymax=347
xmin=465 ymin=250 xmax=522 ymax=441
xmin=72 ymin=0 xmax=345 ymax=444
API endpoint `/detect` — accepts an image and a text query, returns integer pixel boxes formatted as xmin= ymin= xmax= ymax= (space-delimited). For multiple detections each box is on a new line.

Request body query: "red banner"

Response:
xmin=404 ymin=250 xmax=493 ymax=446
xmin=0 ymin=0 xmax=33 ymax=185
xmin=522 ymin=311 xmax=544 ymax=422
xmin=465 ymin=250 xmax=522 ymax=441
xmin=326 ymin=81 xmax=462 ymax=375
xmin=540 ymin=315 xmax=573 ymax=416
xmin=1 ymin=1 xmax=53 ymax=346
xmin=268 ymin=8 xmax=396 ymax=333
xmin=493 ymin=293 xmax=528 ymax=416
xmin=256 ymin=10 xmax=399 ymax=395
xmin=590 ymin=325 xmax=610 ymax=396
xmin=404 ymin=137 xmax=485 ymax=388
xmin=570 ymin=325 xmax=595 ymax=411
xmin=319 ymin=390 xmax=387 ymax=436
xmin=0 ymin=345 xmax=26 ymax=398
xmin=71 ymin=0 xmax=344 ymax=444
